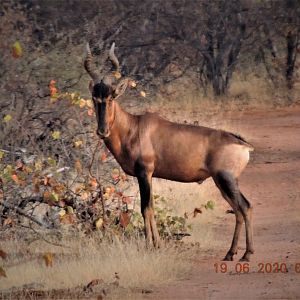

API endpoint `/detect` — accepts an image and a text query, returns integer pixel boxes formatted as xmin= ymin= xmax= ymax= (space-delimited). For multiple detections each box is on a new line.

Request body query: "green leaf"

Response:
xmin=3 ymin=165 xmax=13 ymax=175
xmin=205 ymin=200 xmax=215 ymax=210
xmin=12 ymin=41 xmax=23 ymax=58
xmin=47 ymin=157 xmax=57 ymax=166
xmin=66 ymin=206 xmax=74 ymax=214
xmin=51 ymin=131 xmax=61 ymax=140
xmin=50 ymin=192 xmax=59 ymax=202
xmin=3 ymin=115 xmax=12 ymax=123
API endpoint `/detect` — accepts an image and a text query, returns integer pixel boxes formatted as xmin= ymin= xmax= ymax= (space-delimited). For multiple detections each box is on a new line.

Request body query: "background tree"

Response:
xmin=196 ymin=0 xmax=247 ymax=96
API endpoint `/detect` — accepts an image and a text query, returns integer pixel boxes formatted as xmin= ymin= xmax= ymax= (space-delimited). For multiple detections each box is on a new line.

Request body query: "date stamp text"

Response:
xmin=213 ymin=262 xmax=300 ymax=274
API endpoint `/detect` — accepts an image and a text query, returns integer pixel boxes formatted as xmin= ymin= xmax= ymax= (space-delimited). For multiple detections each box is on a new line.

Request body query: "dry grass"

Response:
xmin=145 ymin=71 xmax=300 ymax=123
xmin=0 ymin=178 xmax=231 ymax=296
xmin=0 ymin=236 xmax=191 ymax=292
xmin=153 ymin=177 xmax=229 ymax=250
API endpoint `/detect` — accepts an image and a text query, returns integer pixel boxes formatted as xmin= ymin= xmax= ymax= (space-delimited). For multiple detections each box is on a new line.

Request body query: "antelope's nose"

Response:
xmin=97 ymin=129 xmax=110 ymax=138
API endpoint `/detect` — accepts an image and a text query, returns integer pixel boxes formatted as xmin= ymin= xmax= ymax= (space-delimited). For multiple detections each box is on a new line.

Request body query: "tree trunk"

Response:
xmin=212 ymin=74 xmax=225 ymax=96
xmin=286 ymin=30 xmax=297 ymax=89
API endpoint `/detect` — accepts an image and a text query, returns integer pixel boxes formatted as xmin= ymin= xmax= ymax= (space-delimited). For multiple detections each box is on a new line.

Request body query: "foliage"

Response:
xmin=0 ymin=82 xmax=203 ymax=242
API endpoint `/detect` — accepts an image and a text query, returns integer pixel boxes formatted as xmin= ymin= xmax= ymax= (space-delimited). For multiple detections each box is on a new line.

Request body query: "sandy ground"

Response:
xmin=143 ymin=106 xmax=300 ymax=299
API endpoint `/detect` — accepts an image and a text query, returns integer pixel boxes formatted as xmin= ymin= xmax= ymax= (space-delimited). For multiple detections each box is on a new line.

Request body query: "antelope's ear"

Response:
xmin=113 ymin=78 xmax=129 ymax=99
xmin=89 ymin=80 xmax=94 ymax=93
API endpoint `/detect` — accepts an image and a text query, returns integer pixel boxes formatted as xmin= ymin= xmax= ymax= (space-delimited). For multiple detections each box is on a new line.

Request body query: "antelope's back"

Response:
xmin=139 ymin=114 xmax=212 ymax=182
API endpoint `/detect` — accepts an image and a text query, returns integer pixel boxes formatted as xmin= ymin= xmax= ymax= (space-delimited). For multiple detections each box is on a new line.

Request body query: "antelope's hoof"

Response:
xmin=223 ymin=253 xmax=234 ymax=261
xmin=239 ymin=251 xmax=253 ymax=262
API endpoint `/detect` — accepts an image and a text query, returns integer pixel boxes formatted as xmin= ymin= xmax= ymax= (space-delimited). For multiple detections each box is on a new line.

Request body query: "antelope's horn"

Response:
xmin=84 ymin=43 xmax=99 ymax=82
xmin=109 ymin=42 xmax=120 ymax=71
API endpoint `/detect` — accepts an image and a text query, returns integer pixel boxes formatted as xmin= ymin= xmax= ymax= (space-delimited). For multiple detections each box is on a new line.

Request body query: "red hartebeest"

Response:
xmin=84 ymin=42 xmax=254 ymax=261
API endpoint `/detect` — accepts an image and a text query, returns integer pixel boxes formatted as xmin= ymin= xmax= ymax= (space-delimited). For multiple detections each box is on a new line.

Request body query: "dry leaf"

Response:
xmin=122 ymin=197 xmax=132 ymax=204
xmin=51 ymin=131 xmax=61 ymax=140
xmin=87 ymin=108 xmax=94 ymax=116
xmin=119 ymin=211 xmax=130 ymax=228
xmin=53 ymin=183 xmax=65 ymax=195
xmin=74 ymin=140 xmax=83 ymax=148
xmin=3 ymin=114 xmax=12 ymax=123
xmin=15 ymin=160 xmax=24 ymax=170
xmin=105 ymin=186 xmax=115 ymax=196
xmin=58 ymin=200 xmax=66 ymax=207
xmin=86 ymin=99 xmax=93 ymax=108
xmin=193 ymin=208 xmax=202 ymax=218
xmin=140 ymin=91 xmax=146 ymax=97
xmin=0 ymin=249 xmax=7 ymax=260
xmin=111 ymin=168 xmax=120 ymax=181
xmin=95 ymin=218 xmax=103 ymax=229
xmin=50 ymin=192 xmax=59 ymax=202
xmin=60 ymin=213 xmax=76 ymax=224
xmin=34 ymin=160 xmax=43 ymax=171
xmin=33 ymin=182 xmax=40 ymax=193
xmin=12 ymin=41 xmax=22 ymax=58
xmin=79 ymin=98 xmax=86 ymax=108
xmin=80 ymin=191 xmax=89 ymax=201
xmin=130 ymin=80 xmax=137 ymax=88
xmin=84 ymin=279 xmax=104 ymax=291
xmin=3 ymin=217 xmax=13 ymax=226
xmin=89 ymin=178 xmax=98 ymax=190
xmin=49 ymin=80 xmax=58 ymax=99
xmin=66 ymin=206 xmax=74 ymax=214
xmin=120 ymin=174 xmax=127 ymax=181
xmin=100 ymin=152 xmax=107 ymax=162
xmin=0 ymin=267 xmax=7 ymax=278
xmin=11 ymin=173 xmax=25 ymax=186
xmin=43 ymin=176 xmax=50 ymax=186
xmin=112 ymin=71 xmax=122 ymax=79
xmin=58 ymin=209 xmax=66 ymax=217
xmin=43 ymin=191 xmax=51 ymax=203
xmin=43 ymin=252 xmax=53 ymax=267
xmin=11 ymin=174 xmax=20 ymax=185
xmin=103 ymin=192 xmax=110 ymax=200
xmin=75 ymin=160 xmax=82 ymax=174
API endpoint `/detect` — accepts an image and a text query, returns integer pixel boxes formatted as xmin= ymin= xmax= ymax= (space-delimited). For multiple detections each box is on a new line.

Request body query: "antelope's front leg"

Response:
xmin=137 ymin=172 xmax=161 ymax=248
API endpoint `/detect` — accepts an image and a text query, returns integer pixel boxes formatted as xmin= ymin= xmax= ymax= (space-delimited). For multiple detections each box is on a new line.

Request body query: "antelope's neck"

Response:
xmin=104 ymin=101 xmax=139 ymax=160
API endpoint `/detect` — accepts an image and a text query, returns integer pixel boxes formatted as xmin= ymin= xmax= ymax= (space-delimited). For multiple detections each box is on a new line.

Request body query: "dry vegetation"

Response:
xmin=0 ymin=237 xmax=191 ymax=295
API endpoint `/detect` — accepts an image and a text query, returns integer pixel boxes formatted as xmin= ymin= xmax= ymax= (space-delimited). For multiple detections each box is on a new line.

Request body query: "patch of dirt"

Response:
xmin=142 ymin=105 xmax=300 ymax=299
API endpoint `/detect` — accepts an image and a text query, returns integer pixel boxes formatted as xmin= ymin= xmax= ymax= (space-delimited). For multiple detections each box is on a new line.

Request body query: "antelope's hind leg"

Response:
xmin=213 ymin=171 xmax=254 ymax=261
xmin=239 ymin=193 xmax=254 ymax=261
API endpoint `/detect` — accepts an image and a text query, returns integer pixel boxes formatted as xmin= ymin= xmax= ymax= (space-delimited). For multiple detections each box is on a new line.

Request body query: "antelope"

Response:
xmin=84 ymin=42 xmax=254 ymax=261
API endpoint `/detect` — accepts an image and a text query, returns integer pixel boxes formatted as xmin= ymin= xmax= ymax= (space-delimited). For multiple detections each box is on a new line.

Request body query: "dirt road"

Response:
xmin=145 ymin=106 xmax=300 ymax=299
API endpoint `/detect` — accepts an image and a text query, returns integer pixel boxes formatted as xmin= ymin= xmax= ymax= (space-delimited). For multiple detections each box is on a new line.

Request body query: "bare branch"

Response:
xmin=0 ymin=201 xmax=52 ymax=229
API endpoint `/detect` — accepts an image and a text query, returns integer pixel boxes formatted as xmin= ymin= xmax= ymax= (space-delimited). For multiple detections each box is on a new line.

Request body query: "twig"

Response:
xmin=88 ymin=140 xmax=101 ymax=179
xmin=0 ymin=201 xmax=52 ymax=229
xmin=88 ymin=140 xmax=106 ymax=233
